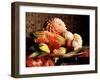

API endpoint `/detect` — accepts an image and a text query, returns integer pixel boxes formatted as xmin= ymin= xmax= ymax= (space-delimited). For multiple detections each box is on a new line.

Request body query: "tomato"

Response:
xmin=48 ymin=39 xmax=60 ymax=52
xmin=26 ymin=57 xmax=55 ymax=67
xmin=35 ymin=59 xmax=43 ymax=67
xmin=26 ymin=57 xmax=43 ymax=67
xmin=35 ymin=35 xmax=49 ymax=43
xmin=26 ymin=58 xmax=35 ymax=67
xmin=44 ymin=59 xmax=55 ymax=66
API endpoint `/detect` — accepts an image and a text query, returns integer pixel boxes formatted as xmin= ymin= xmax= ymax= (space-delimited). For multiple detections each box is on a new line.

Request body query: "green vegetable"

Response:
xmin=29 ymin=51 xmax=44 ymax=58
xmin=57 ymin=35 xmax=66 ymax=46
xmin=33 ymin=31 xmax=43 ymax=38
xmin=59 ymin=47 xmax=67 ymax=54
xmin=39 ymin=43 xmax=50 ymax=53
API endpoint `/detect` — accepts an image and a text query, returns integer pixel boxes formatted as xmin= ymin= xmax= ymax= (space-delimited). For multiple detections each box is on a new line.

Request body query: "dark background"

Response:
xmin=26 ymin=12 xmax=89 ymax=46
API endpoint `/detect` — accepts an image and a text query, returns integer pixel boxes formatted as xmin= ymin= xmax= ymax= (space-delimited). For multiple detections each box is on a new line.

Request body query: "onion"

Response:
xmin=63 ymin=31 xmax=74 ymax=40
xmin=72 ymin=33 xmax=82 ymax=50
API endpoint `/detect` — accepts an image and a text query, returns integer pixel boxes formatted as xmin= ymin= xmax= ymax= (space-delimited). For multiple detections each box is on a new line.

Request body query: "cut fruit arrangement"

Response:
xmin=26 ymin=17 xmax=89 ymax=67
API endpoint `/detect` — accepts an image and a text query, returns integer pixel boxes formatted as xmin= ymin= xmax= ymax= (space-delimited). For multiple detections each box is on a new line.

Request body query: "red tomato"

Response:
xmin=26 ymin=58 xmax=35 ymax=67
xmin=35 ymin=59 xmax=43 ymax=67
xmin=26 ymin=57 xmax=43 ymax=67
xmin=44 ymin=59 xmax=55 ymax=66
xmin=26 ymin=57 xmax=55 ymax=67
xmin=48 ymin=39 xmax=60 ymax=52
xmin=35 ymin=35 xmax=49 ymax=43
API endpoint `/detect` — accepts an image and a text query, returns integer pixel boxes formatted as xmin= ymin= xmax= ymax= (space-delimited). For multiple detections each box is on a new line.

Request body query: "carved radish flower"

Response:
xmin=46 ymin=18 xmax=67 ymax=35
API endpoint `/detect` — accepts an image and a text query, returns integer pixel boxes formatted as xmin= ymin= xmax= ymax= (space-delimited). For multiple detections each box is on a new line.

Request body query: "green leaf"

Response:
xmin=33 ymin=31 xmax=43 ymax=38
xmin=29 ymin=51 xmax=44 ymax=58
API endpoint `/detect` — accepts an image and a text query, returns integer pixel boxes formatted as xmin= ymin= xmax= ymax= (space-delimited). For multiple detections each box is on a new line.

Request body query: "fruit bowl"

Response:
xmin=26 ymin=31 xmax=89 ymax=67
